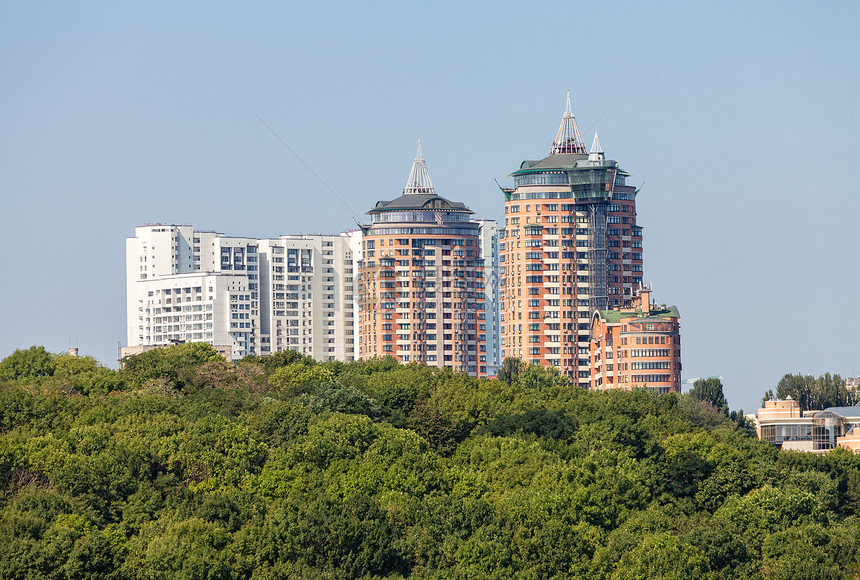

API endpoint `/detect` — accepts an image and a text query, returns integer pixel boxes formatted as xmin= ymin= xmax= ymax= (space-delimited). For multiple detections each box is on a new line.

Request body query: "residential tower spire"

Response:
xmin=403 ymin=138 xmax=436 ymax=195
xmin=588 ymin=132 xmax=604 ymax=162
xmin=550 ymin=91 xmax=587 ymax=155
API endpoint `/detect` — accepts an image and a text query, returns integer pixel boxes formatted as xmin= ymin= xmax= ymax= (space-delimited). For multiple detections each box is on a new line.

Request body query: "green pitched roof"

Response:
xmin=597 ymin=305 xmax=680 ymax=324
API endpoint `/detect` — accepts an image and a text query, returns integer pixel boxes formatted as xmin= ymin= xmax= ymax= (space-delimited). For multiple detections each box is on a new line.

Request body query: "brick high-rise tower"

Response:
xmin=499 ymin=93 xmax=644 ymax=386
xmin=357 ymin=141 xmax=493 ymax=376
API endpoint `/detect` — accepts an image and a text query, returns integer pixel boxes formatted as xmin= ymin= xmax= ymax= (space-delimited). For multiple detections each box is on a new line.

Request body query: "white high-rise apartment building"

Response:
xmin=126 ymin=225 xmax=361 ymax=362
xmin=475 ymin=219 xmax=501 ymax=374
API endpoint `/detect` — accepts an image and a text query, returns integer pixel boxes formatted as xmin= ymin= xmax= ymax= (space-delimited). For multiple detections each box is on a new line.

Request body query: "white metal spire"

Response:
xmin=550 ymin=91 xmax=587 ymax=155
xmin=403 ymin=138 xmax=436 ymax=195
xmin=588 ymin=132 xmax=604 ymax=161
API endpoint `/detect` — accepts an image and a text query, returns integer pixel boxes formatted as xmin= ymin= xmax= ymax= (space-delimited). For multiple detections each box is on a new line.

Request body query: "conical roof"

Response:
xmin=367 ymin=140 xmax=474 ymax=217
xmin=403 ymin=138 xmax=436 ymax=195
xmin=550 ymin=91 xmax=587 ymax=155
xmin=588 ymin=132 xmax=604 ymax=161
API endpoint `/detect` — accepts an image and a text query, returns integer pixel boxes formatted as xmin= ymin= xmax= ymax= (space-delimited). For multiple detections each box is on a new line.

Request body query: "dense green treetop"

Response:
xmin=0 ymin=346 xmax=55 ymax=380
xmin=688 ymin=378 xmax=728 ymax=415
xmin=761 ymin=373 xmax=855 ymax=411
xmin=0 ymin=345 xmax=859 ymax=578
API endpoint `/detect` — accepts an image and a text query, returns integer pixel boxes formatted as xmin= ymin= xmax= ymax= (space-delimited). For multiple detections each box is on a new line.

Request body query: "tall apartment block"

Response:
xmin=589 ymin=287 xmax=681 ymax=393
xmin=499 ymin=93 xmax=644 ymax=386
xmin=476 ymin=218 xmax=502 ymax=373
xmin=124 ymin=94 xmax=673 ymax=385
xmin=356 ymin=142 xmax=498 ymax=377
xmin=125 ymin=225 xmax=360 ymax=362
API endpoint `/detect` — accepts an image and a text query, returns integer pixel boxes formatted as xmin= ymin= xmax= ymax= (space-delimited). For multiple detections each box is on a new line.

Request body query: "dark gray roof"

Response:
xmin=367 ymin=193 xmax=471 ymax=214
xmin=517 ymin=153 xmax=587 ymax=172
xmin=823 ymin=406 xmax=860 ymax=419
xmin=514 ymin=153 xmax=622 ymax=174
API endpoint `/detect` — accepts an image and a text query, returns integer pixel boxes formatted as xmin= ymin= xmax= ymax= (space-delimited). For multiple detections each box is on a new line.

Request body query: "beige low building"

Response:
xmin=756 ymin=397 xmax=860 ymax=453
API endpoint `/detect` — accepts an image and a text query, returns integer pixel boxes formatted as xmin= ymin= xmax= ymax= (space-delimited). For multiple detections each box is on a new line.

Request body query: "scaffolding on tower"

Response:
xmin=587 ymin=204 xmax=608 ymax=312
xmin=403 ymin=138 xmax=436 ymax=195
xmin=584 ymin=155 xmax=616 ymax=312
xmin=550 ymin=91 xmax=587 ymax=155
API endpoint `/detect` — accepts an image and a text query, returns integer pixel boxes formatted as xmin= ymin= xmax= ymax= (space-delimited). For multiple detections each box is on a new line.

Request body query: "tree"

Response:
xmin=120 ymin=342 xmax=224 ymax=390
xmin=52 ymin=354 xmax=123 ymax=396
xmin=63 ymin=531 xmax=117 ymax=580
xmin=409 ymin=398 xmax=469 ymax=455
xmin=359 ymin=363 xmax=434 ymax=425
xmin=0 ymin=346 xmax=55 ymax=380
xmin=124 ymin=518 xmax=233 ymax=579
xmin=6 ymin=342 xmax=860 ymax=579
xmin=483 ymin=409 xmax=577 ymax=441
xmin=519 ymin=363 xmax=572 ymax=390
xmin=688 ymin=378 xmax=728 ymax=415
xmin=269 ymin=364 xmax=333 ymax=395
xmin=762 ymin=373 xmax=854 ymax=411
xmin=613 ymin=533 xmax=707 ymax=579
xmin=760 ymin=523 xmax=857 ymax=579
xmin=298 ymin=381 xmax=380 ymax=417
xmin=496 ymin=357 xmax=523 ymax=386
xmin=260 ymin=349 xmax=314 ymax=372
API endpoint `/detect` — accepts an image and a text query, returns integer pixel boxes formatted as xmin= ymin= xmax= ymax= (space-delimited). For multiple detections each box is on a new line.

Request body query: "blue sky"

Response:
xmin=1 ymin=1 xmax=857 ymax=412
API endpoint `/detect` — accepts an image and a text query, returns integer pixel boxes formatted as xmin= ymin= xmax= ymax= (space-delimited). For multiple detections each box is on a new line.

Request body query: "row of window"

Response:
xmin=631 ymin=374 xmax=672 ymax=383
xmin=630 ymin=361 xmax=671 ymax=370
xmin=629 ymin=348 xmax=671 ymax=357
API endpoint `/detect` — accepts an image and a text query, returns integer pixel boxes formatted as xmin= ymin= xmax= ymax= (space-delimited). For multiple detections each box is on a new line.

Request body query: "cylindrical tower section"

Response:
xmin=357 ymin=144 xmax=489 ymax=377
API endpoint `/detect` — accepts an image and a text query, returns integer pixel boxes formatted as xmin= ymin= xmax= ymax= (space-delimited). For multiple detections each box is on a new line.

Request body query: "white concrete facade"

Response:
xmin=476 ymin=219 xmax=502 ymax=373
xmin=126 ymin=225 xmax=361 ymax=363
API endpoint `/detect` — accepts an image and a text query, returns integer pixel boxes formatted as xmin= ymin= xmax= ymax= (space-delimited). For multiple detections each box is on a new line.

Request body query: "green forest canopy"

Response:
xmin=0 ymin=344 xmax=859 ymax=579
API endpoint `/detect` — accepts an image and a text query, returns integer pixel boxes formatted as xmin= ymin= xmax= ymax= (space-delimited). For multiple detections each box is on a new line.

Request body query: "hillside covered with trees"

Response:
xmin=1 ymin=344 xmax=859 ymax=579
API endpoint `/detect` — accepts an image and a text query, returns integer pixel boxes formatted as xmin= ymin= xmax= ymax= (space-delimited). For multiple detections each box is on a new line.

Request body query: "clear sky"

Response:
xmin=1 ymin=1 xmax=858 ymax=412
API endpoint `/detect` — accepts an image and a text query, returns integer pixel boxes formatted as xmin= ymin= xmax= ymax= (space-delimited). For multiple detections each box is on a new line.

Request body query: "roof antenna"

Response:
xmin=583 ymin=109 xmax=610 ymax=136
